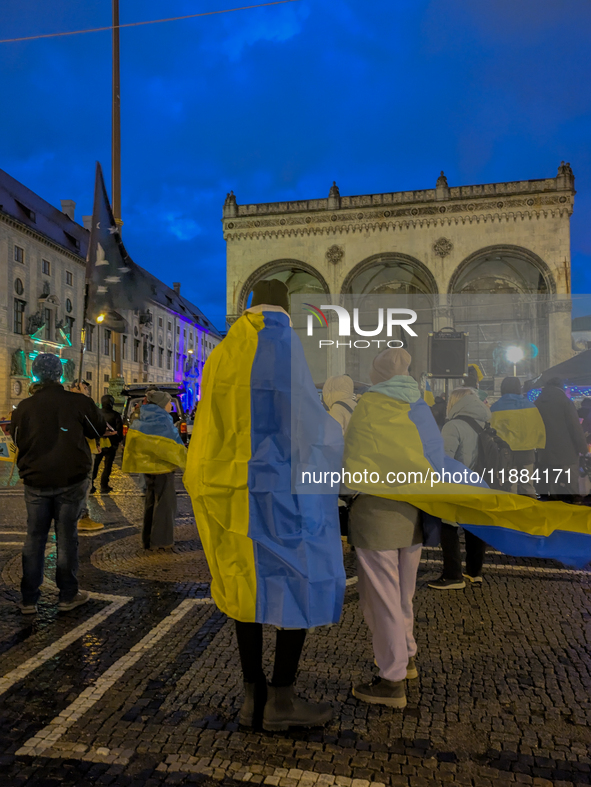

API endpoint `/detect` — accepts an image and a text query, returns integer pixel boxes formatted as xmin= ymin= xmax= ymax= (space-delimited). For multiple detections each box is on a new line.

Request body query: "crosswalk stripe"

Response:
xmin=0 ymin=593 xmax=132 ymax=697
xmin=16 ymin=598 xmax=214 ymax=758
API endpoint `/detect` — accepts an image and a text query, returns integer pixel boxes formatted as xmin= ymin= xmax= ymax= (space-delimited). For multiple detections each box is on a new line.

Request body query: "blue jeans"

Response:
xmin=21 ymin=479 xmax=87 ymax=604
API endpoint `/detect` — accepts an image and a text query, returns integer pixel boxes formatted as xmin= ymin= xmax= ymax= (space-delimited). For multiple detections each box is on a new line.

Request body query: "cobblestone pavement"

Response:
xmin=1 ymin=461 xmax=591 ymax=787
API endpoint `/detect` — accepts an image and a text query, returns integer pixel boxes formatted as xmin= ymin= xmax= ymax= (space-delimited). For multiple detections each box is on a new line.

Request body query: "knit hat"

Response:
xmin=146 ymin=389 xmax=172 ymax=409
xmin=32 ymin=353 xmax=62 ymax=383
xmin=370 ymin=348 xmax=411 ymax=385
xmin=250 ymin=279 xmax=290 ymax=312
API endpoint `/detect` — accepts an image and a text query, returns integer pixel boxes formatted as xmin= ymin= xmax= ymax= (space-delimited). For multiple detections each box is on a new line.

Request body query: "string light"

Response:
xmin=0 ymin=0 xmax=300 ymax=45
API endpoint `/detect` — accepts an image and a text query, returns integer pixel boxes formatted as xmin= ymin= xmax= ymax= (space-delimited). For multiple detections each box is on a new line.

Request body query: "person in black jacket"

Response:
xmin=10 ymin=353 xmax=107 ymax=614
xmin=91 ymin=395 xmax=123 ymax=494
xmin=535 ymin=377 xmax=588 ymax=500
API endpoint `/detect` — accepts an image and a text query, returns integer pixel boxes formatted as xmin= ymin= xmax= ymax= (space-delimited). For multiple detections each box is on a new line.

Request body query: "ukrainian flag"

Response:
xmin=344 ymin=392 xmax=591 ymax=569
xmin=489 ymin=393 xmax=546 ymax=450
xmin=122 ymin=405 xmax=187 ymax=474
xmin=184 ymin=309 xmax=345 ymax=628
xmin=423 ymin=378 xmax=436 ymax=407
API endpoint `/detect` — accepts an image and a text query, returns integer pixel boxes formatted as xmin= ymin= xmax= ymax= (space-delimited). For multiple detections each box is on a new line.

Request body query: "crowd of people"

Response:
xmin=7 ymin=279 xmax=591 ymax=733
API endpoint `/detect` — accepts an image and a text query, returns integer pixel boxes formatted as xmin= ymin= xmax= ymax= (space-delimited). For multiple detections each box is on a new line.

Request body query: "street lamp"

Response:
xmin=506 ymin=345 xmax=524 ymax=376
xmin=96 ymin=314 xmax=105 ymax=323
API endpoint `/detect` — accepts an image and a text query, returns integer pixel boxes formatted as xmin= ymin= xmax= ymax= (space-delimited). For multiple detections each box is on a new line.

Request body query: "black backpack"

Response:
xmin=453 ymin=415 xmax=512 ymax=491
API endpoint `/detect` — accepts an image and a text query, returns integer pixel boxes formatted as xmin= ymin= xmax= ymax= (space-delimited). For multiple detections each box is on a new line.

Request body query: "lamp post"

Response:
xmin=506 ymin=345 xmax=524 ymax=377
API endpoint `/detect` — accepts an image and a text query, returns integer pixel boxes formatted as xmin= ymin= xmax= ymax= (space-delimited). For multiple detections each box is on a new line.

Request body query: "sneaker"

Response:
xmin=77 ymin=516 xmax=104 ymax=531
xmin=353 ymin=676 xmax=406 ymax=708
xmin=18 ymin=601 xmax=37 ymax=615
xmin=373 ymin=657 xmax=418 ymax=681
xmin=427 ymin=576 xmax=466 ymax=590
xmin=58 ymin=590 xmax=90 ymax=612
xmin=100 ymin=485 xmax=113 ymax=494
xmin=463 ymin=574 xmax=483 ymax=584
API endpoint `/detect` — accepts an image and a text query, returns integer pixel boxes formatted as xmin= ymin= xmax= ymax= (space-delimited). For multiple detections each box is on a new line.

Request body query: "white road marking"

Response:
xmin=0 ymin=593 xmax=132 ymax=697
xmin=420 ymin=557 xmax=591 ymax=577
xmin=0 ymin=541 xmax=25 ymax=546
xmin=16 ymin=598 xmax=214 ymax=757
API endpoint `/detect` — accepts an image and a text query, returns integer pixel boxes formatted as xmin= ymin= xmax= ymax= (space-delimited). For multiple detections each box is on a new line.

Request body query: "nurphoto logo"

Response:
xmin=302 ymin=304 xmax=418 ymax=349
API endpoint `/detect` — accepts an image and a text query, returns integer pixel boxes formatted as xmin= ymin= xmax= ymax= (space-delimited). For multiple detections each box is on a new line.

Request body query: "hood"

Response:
xmin=367 ymin=375 xmax=421 ymax=403
xmin=323 ymin=375 xmax=354 ymax=409
xmin=448 ymin=392 xmax=490 ymax=424
xmin=489 ymin=393 xmax=535 ymax=412
xmin=133 ymin=403 xmax=182 ymax=443
xmin=536 ymin=385 xmax=568 ymax=405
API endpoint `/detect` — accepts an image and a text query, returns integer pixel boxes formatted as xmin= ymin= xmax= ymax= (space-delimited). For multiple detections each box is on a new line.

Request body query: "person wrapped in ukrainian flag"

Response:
xmin=489 ymin=376 xmax=546 ymax=497
xmin=122 ymin=389 xmax=187 ymax=550
xmin=343 ymin=347 xmax=591 ymax=708
xmin=184 ymin=279 xmax=345 ymax=732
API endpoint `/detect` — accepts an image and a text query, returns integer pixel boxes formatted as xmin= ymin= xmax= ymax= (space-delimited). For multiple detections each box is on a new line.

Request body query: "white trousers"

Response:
xmin=356 ymin=544 xmax=422 ymax=682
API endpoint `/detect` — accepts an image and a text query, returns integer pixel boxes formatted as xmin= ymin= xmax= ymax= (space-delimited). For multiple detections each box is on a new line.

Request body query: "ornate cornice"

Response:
xmin=223 ymin=193 xmax=573 ymax=241
xmin=0 ymin=210 xmax=86 ymax=266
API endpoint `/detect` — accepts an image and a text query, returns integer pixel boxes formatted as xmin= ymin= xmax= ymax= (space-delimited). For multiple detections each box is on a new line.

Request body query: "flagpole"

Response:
xmin=112 ymin=0 xmax=121 ymax=224
xmin=111 ymin=0 xmax=123 ymax=381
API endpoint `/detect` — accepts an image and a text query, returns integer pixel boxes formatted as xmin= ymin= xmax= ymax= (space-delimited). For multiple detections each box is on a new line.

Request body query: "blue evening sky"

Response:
xmin=1 ymin=0 xmax=590 ymax=328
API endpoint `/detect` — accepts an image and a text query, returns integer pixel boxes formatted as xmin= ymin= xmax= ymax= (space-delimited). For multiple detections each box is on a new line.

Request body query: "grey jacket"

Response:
xmin=348 ymin=495 xmax=422 ymax=551
xmin=441 ymin=393 xmax=490 ymax=469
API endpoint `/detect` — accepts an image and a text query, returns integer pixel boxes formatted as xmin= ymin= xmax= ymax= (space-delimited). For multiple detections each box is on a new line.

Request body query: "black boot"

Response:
xmin=239 ymin=680 xmax=267 ymax=728
xmin=262 ymin=684 xmax=332 ymax=731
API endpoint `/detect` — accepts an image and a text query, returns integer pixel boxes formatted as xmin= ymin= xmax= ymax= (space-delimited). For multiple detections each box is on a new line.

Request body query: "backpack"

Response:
xmin=453 ymin=415 xmax=512 ymax=491
xmin=333 ymin=400 xmax=354 ymax=414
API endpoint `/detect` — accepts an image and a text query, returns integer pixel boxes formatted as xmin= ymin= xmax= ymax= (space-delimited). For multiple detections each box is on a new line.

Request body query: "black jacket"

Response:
xmin=535 ymin=385 xmax=588 ymax=467
xmin=101 ymin=406 xmax=124 ymax=447
xmin=11 ymin=383 xmax=107 ymax=488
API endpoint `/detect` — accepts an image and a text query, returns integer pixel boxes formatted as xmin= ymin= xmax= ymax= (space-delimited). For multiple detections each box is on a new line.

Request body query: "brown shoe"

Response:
xmin=77 ymin=516 xmax=104 ymax=531
xmin=406 ymin=656 xmax=418 ymax=680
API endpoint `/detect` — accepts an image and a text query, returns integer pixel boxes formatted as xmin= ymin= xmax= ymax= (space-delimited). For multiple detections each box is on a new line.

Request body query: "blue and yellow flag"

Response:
xmin=0 ymin=433 xmax=17 ymax=463
xmin=422 ymin=378 xmax=436 ymax=407
xmin=184 ymin=309 xmax=345 ymax=628
xmin=122 ymin=404 xmax=187 ymax=474
xmin=344 ymin=390 xmax=591 ymax=569
xmin=489 ymin=393 xmax=546 ymax=451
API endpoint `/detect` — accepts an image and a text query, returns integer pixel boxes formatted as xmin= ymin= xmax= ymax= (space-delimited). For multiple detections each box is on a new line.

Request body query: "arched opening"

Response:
xmin=448 ymin=245 xmax=554 ymax=295
xmin=237 ymin=259 xmax=329 ymax=314
xmin=341 ymin=253 xmax=438 ymax=296
xmin=341 ymin=254 xmax=437 ymax=385
xmin=448 ymin=246 xmax=556 ymax=386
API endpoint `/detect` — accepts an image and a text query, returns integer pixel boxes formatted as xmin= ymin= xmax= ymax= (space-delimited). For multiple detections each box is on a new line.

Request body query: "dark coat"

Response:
xmin=101 ymin=405 xmax=123 ymax=447
xmin=535 ymin=385 xmax=588 ymax=467
xmin=11 ymin=383 xmax=107 ymax=488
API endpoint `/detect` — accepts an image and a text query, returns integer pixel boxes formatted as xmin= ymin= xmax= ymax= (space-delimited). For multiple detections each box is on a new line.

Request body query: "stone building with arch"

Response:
xmin=224 ymin=164 xmax=575 ymax=387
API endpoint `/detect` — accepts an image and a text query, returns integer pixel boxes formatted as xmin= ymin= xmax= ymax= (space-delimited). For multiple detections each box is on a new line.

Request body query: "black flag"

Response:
xmin=86 ymin=162 xmax=151 ymax=332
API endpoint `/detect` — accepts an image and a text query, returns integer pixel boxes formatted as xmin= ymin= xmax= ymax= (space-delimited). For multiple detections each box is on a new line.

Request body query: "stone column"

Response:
xmin=546 ymin=298 xmax=573 ymax=367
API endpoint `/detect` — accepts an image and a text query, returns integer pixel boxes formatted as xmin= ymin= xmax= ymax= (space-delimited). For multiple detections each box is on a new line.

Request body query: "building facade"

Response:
xmin=0 ymin=169 xmax=221 ymax=416
xmin=223 ymin=164 xmax=576 ymax=387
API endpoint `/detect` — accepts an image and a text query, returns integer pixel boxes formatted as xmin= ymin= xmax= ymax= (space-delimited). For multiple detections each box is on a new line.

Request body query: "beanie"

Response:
xmin=146 ymin=389 xmax=172 ymax=409
xmin=370 ymin=348 xmax=412 ymax=385
xmin=31 ymin=353 xmax=62 ymax=383
xmin=250 ymin=279 xmax=290 ymax=313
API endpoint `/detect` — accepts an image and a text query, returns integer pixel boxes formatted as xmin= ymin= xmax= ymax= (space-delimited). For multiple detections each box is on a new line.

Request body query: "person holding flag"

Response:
xmin=122 ymin=390 xmax=187 ymax=549
xmin=184 ymin=279 xmax=345 ymax=732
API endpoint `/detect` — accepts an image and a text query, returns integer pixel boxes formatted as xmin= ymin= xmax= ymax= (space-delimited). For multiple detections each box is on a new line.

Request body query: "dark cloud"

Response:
xmin=1 ymin=0 xmax=590 ymax=328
